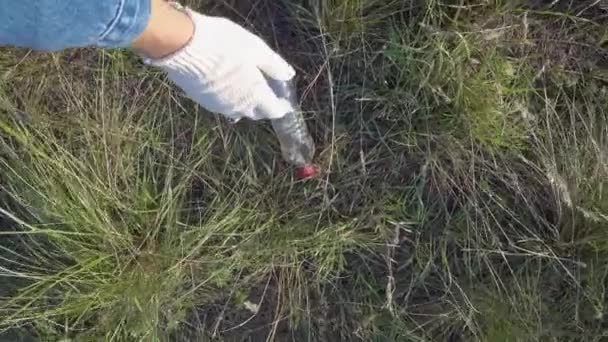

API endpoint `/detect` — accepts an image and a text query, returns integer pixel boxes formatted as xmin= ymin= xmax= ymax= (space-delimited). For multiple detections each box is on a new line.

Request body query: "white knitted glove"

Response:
xmin=147 ymin=9 xmax=296 ymax=121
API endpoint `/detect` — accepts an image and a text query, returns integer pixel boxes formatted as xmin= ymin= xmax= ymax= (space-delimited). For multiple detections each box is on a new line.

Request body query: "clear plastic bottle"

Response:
xmin=266 ymin=78 xmax=317 ymax=179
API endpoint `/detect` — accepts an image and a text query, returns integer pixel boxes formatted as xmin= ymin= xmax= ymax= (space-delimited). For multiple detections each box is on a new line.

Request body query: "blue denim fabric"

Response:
xmin=0 ymin=0 xmax=151 ymax=51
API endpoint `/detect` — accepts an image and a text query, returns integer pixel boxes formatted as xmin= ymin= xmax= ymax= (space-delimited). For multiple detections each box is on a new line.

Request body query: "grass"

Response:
xmin=1 ymin=0 xmax=607 ymax=340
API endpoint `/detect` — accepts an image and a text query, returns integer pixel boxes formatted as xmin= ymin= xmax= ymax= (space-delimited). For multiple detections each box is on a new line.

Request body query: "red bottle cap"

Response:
xmin=296 ymin=164 xmax=319 ymax=180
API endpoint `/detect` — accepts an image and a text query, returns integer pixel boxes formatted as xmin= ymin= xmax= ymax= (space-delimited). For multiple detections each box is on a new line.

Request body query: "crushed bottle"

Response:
xmin=266 ymin=78 xmax=318 ymax=180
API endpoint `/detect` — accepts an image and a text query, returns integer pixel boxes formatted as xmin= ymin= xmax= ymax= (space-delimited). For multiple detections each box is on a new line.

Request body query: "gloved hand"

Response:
xmin=146 ymin=8 xmax=296 ymax=121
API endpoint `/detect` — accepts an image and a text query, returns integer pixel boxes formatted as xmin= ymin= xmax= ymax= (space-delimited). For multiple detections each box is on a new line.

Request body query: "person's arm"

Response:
xmin=131 ymin=0 xmax=193 ymax=59
xmin=1 ymin=0 xmax=296 ymax=121
xmin=0 ymin=0 xmax=150 ymax=51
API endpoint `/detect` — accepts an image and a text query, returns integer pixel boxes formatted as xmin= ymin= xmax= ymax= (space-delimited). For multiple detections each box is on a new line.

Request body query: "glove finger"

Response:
xmin=254 ymin=41 xmax=296 ymax=81
xmin=251 ymin=73 xmax=295 ymax=120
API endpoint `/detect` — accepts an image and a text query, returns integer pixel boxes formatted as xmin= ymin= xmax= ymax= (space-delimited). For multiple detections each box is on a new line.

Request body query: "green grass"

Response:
xmin=1 ymin=0 xmax=607 ymax=341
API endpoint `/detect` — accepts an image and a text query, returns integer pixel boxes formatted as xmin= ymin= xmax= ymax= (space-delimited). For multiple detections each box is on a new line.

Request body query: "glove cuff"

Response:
xmin=142 ymin=9 xmax=219 ymax=78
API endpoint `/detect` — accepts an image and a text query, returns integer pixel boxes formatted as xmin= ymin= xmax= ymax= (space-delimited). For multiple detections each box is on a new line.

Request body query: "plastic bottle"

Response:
xmin=266 ymin=78 xmax=318 ymax=180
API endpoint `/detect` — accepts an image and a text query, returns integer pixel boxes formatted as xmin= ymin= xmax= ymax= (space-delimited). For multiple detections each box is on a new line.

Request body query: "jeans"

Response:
xmin=0 ymin=0 xmax=151 ymax=51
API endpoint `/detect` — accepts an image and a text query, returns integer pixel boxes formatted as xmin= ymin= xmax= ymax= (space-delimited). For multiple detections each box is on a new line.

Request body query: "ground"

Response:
xmin=0 ymin=0 xmax=607 ymax=341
